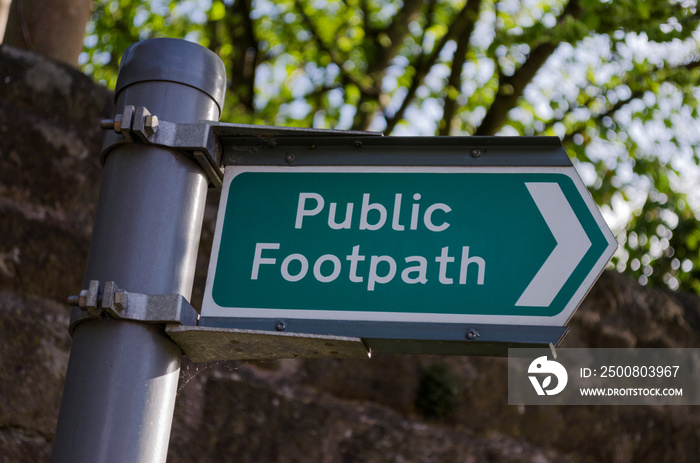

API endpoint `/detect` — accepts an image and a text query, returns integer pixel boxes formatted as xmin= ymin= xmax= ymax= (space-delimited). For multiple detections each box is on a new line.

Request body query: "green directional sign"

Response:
xmin=202 ymin=141 xmax=617 ymax=334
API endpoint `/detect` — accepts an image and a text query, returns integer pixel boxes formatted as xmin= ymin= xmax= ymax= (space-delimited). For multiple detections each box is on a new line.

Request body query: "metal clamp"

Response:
xmin=100 ymin=105 xmax=224 ymax=189
xmin=67 ymin=280 xmax=198 ymax=335
xmin=100 ymin=106 xmax=383 ymax=190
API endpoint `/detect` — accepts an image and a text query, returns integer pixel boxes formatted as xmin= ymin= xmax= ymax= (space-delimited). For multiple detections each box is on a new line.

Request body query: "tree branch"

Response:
xmin=225 ymin=0 xmax=257 ymax=114
xmin=439 ymin=0 xmax=483 ymax=135
xmin=561 ymin=88 xmax=644 ymax=146
xmin=366 ymin=0 xmax=424 ymax=76
xmin=384 ymin=0 xmax=481 ymax=133
xmin=475 ymin=42 xmax=557 ymax=135
xmin=553 ymin=56 xmax=700 ymax=144
xmin=294 ymin=0 xmax=377 ymax=97
xmin=475 ymin=0 xmax=582 ymax=135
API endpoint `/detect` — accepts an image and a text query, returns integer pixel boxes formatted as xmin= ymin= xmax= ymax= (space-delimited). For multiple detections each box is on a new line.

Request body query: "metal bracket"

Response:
xmin=220 ymin=135 xmax=572 ymax=167
xmin=165 ymin=325 xmax=370 ymax=362
xmin=199 ymin=317 xmax=569 ymax=358
xmin=99 ymin=106 xmax=382 ymax=190
xmin=67 ymin=280 xmax=198 ymax=335
xmin=100 ymin=106 xmax=224 ymax=189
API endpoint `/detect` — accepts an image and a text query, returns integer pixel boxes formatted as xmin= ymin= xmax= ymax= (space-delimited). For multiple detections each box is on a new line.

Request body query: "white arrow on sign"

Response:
xmin=516 ymin=182 xmax=592 ymax=307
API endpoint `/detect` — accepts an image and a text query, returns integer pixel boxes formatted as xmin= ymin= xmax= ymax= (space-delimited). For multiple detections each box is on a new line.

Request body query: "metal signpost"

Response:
xmin=51 ymin=39 xmax=226 ymax=463
xmin=52 ymin=37 xmax=617 ymax=462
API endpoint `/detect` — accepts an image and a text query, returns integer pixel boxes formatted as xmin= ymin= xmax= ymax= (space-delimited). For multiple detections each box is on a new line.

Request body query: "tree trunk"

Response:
xmin=0 ymin=0 xmax=11 ymax=42
xmin=2 ymin=0 xmax=92 ymax=67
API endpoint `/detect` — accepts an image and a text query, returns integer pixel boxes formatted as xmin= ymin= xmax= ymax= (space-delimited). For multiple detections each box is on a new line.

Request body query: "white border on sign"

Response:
xmin=201 ymin=165 xmax=617 ymax=327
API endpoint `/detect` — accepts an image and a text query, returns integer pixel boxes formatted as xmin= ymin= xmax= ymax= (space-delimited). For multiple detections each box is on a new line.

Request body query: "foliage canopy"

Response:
xmin=82 ymin=0 xmax=700 ymax=294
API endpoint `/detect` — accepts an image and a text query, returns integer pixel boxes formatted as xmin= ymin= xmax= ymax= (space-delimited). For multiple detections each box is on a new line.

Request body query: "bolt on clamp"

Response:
xmin=67 ymin=280 xmax=198 ymax=335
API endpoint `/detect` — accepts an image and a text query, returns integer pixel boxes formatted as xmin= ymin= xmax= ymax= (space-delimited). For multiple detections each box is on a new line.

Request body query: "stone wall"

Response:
xmin=0 ymin=44 xmax=111 ymax=461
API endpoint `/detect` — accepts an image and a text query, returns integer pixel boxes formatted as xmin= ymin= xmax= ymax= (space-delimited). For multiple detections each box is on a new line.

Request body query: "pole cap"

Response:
xmin=115 ymin=38 xmax=227 ymax=116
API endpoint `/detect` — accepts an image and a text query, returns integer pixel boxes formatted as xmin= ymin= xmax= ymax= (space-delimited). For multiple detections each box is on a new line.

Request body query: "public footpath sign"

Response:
xmin=201 ymin=136 xmax=617 ymax=354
